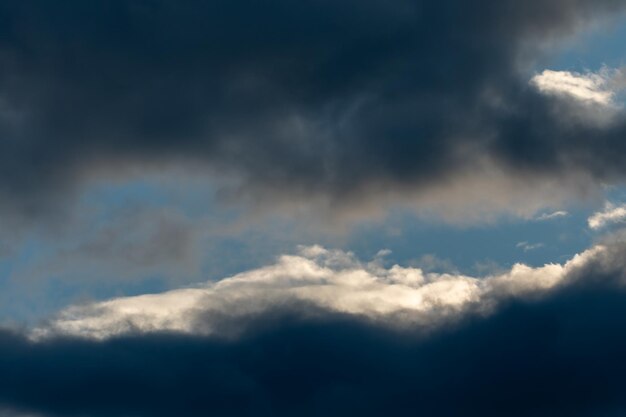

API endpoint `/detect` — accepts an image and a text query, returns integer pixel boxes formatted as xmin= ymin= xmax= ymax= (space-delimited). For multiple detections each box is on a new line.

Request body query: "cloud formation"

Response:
xmin=530 ymin=68 xmax=624 ymax=106
xmin=516 ymin=241 xmax=546 ymax=252
xmin=34 ymin=244 xmax=598 ymax=340
xmin=2 ymin=239 xmax=626 ymax=416
xmin=4 ymin=3 xmax=626 ymax=416
xmin=1 ymin=0 xmax=626 ymax=219
xmin=588 ymin=202 xmax=626 ymax=229
xmin=535 ymin=210 xmax=569 ymax=221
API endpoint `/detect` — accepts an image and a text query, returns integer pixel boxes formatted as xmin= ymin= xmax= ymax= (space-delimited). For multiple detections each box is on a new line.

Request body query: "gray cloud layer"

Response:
xmin=1 ymin=0 xmax=626 ymax=215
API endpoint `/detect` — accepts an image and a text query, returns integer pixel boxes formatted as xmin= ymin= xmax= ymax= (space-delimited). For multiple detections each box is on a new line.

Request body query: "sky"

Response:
xmin=2 ymin=1 xmax=626 ymax=416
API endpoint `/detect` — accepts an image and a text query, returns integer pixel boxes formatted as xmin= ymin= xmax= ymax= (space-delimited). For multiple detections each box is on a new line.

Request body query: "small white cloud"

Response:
xmin=516 ymin=241 xmax=545 ymax=252
xmin=375 ymin=249 xmax=392 ymax=258
xmin=530 ymin=67 xmax=624 ymax=107
xmin=588 ymin=202 xmax=626 ymax=230
xmin=535 ymin=211 xmax=569 ymax=221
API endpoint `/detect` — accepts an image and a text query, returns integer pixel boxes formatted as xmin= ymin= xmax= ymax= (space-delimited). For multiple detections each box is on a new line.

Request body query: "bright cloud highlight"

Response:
xmin=34 ymin=245 xmax=604 ymax=340
xmin=588 ymin=202 xmax=626 ymax=230
xmin=531 ymin=67 xmax=625 ymax=107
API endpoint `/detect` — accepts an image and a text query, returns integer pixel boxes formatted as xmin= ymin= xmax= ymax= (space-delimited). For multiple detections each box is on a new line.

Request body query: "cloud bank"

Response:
xmin=1 ymin=0 xmax=626 ymax=219
xmin=1 ymin=239 xmax=626 ymax=416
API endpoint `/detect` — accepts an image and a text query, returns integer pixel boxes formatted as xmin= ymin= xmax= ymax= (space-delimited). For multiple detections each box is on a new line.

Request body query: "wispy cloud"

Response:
xmin=531 ymin=67 xmax=625 ymax=107
xmin=535 ymin=210 xmax=569 ymax=221
xmin=516 ymin=241 xmax=545 ymax=252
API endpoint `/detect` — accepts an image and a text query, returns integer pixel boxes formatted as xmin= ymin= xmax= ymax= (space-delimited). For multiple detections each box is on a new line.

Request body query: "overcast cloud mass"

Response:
xmin=0 ymin=0 xmax=625 ymax=216
xmin=2 ymin=1 xmax=626 ymax=416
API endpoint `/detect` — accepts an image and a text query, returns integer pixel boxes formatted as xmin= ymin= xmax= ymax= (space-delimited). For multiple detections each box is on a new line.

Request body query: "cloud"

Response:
xmin=516 ymin=241 xmax=545 ymax=252
xmin=0 ymin=1 xmax=626 ymax=221
xmin=588 ymin=202 xmax=626 ymax=229
xmin=530 ymin=68 xmax=624 ymax=106
xmin=535 ymin=210 xmax=569 ymax=221
xmin=1 ymin=240 xmax=626 ymax=416
xmin=34 ymin=245 xmax=598 ymax=340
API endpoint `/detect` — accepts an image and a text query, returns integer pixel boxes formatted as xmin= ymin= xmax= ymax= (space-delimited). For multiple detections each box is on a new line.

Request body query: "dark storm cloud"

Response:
xmin=3 ymin=244 xmax=626 ymax=416
xmin=1 ymin=0 xmax=626 ymax=212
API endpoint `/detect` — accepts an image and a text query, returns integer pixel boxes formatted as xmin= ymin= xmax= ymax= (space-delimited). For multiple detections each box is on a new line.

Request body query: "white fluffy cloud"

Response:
xmin=33 ymin=244 xmax=604 ymax=340
xmin=588 ymin=202 xmax=626 ymax=230
xmin=530 ymin=68 xmax=624 ymax=107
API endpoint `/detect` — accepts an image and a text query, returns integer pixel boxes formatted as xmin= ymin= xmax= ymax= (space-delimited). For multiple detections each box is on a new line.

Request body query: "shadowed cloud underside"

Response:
xmin=1 ymin=0 xmax=626 ymax=219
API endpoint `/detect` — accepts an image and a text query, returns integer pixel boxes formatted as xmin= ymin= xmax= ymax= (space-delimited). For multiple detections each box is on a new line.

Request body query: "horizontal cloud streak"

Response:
xmin=35 ymin=244 xmax=600 ymax=340
xmin=530 ymin=68 xmax=624 ymax=106
xmin=535 ymin=210 xmax=569 ymax=221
